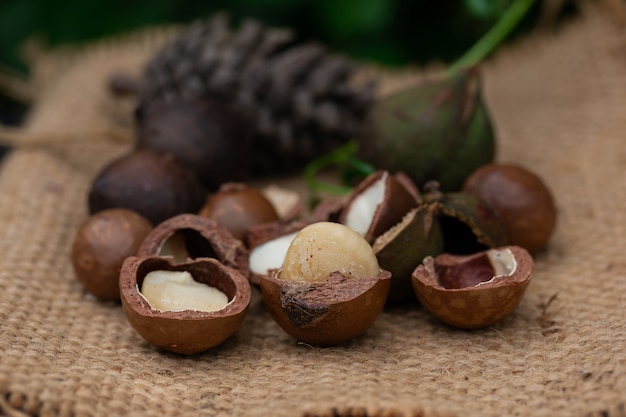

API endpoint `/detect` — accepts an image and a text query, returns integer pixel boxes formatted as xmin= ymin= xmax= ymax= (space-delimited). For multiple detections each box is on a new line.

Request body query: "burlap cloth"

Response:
xmin=1 ymin=4 xmax=625 ymax=417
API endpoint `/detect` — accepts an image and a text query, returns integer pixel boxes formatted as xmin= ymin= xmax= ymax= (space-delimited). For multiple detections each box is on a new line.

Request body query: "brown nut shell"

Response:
xmin=432 ymin=190 xmax=509 ymax=255
xmin=373 ymin=205 xmax=443 ymax=304
xmin=339 ymin=170 xmax=419 ymax=243
xmin=198 ymin=183 xmax=280 ymax=242
xmin=88 ymin=149 xmax=206 ymax=225
xmin=311 ymin=196 xmax=348 ymax=223
xmin=138 ymin=214 xmax=249 ymax=278
xmin=462 ymin=163 xmax=557 ymax=254
xmin=120 ymin=256 xmax=251 ymax=354
xmin=260 ymin=270 xmax=391 ymax=346
xmin=71 ymin=208 xmax=153 ymax=301
xmin=411 ymin=245 xmax=534 ymax=329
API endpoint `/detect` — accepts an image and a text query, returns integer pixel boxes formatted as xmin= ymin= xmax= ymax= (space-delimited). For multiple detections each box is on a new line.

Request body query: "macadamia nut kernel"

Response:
xmin=249 ymin=232 xmax=298 ymax=276
xmin=344 ymin=172 xmax=387 ymax=235
xmin=486 ymin=248 xmax=517 ymax=279
xmin=141 ymin=270 xmax=229 ymax=312
xmin=279 ymin=222 xmax=380 ymax=283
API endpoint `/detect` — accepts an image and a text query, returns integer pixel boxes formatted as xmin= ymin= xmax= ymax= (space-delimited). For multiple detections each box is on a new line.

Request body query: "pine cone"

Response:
xmin=138 ymin=14 xmax=377 ymax=175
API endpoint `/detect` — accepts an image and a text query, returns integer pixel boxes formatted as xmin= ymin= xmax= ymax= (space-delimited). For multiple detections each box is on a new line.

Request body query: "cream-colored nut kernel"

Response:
xmin=249 ymin=231 xmax=298 ymax=276
xmin=344 ymin=172 xmax=387 ymax=236
xmin=140 ymin=270 xmax=229 ymax=312
xmin=487 ymin=247 xmax=517 ymax=278
xmin=279 ymin=222 xmax=380 ymax=283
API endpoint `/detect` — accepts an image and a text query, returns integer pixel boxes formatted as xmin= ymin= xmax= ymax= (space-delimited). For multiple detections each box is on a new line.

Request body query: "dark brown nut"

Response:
xmin=373 ymin=205 xmax=444 ymax=303
xmin=71 ymin=208 xmax=152 ymax=301
xmin=120 ymin=256 xmax=250 ymax=354
xmin=462 ymin=163 xmax=557 ymax=254
xmin=411 ymin=245 xmax=534 ymax=329
xmin=88 ymin=149 xmax=206 ymax=225
xmin=339 ymin=170 xmax=420 ymax=244
xmin=198 ymin=183 xmax=279 ymax=243
xmin=247 ymin=221 xmax=308 ymax=285
xmin=138 ymin=214 xmax=249 ymax=278
xmin=260 ymin=222 xmax=391 ymax=345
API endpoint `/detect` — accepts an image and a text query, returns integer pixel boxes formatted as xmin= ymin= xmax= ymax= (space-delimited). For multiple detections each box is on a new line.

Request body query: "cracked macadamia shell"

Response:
xmin=339 ymin=170 xmax=419 ymax=244
xmin=138 ymin=213 xmax=250 ymax=278
xmin=120 ymin=256 xmax=250 ymax=354
xmin=411 ymin=245 xmax=534 ymax=329
xmin=373 ymin=205 xmax=444 ymax=304
xmin=261 ymin=271 xmax=391 ymax=346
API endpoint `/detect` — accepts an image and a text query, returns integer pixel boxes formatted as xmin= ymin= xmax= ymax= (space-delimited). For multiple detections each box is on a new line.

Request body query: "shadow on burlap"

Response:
xmin=0 ymin=4 xmax=625 ymax=417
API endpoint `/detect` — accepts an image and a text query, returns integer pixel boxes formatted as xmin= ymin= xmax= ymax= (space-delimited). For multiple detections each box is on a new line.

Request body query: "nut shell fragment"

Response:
xmin=120 ymin=256 xmax=250 ymax=354
xmin=432 ymin=191 xmax=509 ymax=255
xmin=339 ymin=170 xmax=419 ymax=244
xmin=261 ymin=270 xmax=391 ymax=345
xmin=373 ymin=205 xmax=443 ymax=303
xmin=411 ymin=246 xmax=533 ymax=329
xmin=138 ymin=213 xmax=249 ymax=278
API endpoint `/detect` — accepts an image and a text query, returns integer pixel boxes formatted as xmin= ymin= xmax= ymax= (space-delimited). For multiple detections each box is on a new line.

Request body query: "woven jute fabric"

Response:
xmin=1 ymin=5 xmax=625 ymax=417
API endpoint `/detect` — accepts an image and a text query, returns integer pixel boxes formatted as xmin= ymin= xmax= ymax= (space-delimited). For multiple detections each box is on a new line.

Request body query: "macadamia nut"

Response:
xmin=141 ymin=270 xmax=229 ymax=312
xmin=279 ymin=222 xmax=380 ymax=283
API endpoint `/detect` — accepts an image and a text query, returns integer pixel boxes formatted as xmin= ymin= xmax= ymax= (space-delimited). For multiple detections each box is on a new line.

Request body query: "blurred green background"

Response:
xmin=0 ymin=0 xmax=553 ymax=71
xmin=0 ymin=0 xmax=578 ymax=126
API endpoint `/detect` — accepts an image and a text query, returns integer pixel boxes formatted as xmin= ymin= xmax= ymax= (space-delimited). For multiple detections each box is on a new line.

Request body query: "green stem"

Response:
xmin=304 ymin=140 xmax=375 ymax=202
xmin=447 ymin=0 xmax=537 ymax=75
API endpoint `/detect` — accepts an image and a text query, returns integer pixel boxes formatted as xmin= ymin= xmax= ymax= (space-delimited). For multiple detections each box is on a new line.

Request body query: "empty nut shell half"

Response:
xmin=260 ymin=270 xmax=391 ymax=346
xmin=120 ymin=256 xmax=251 ymax=354
xmin=138 ymin=214 xmax=250 ymax=278
xmin=411 ymin=245 xmax=534 ymax=329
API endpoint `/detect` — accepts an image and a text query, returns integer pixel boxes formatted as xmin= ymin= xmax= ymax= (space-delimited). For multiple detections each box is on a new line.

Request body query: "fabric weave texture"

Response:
xmin=0 ymin=5 xmax=624 ymax=417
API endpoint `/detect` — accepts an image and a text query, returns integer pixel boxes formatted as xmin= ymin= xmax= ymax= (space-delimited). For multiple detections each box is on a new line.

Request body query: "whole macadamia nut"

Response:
xmin=71 ymin=208 xmax=153 ymax=301
xmin=88 ymin=149 xmax=206 ymax=225
xmin=199 ymin=183 xmax=279 ymax=242
xmin=463 ymin=163 xmax=557 ymax=254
